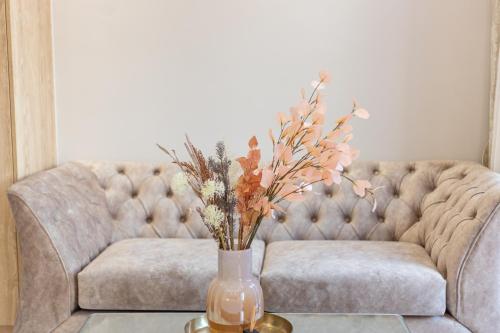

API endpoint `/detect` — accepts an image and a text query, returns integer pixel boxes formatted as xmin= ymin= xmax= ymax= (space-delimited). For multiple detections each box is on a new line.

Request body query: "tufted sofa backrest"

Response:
xmin=80 ymin=160 xmax=480 ymax=245
xmin=80 ymin=161 xmax=210 ymax=241
xmin=257 ymin=160 xmax=479 ymax=244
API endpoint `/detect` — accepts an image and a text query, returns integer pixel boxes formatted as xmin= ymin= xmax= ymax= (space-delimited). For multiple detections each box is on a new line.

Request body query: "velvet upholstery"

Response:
xmin=8 ymin=163 xmax=113 ymax=333
xmin=79 ymin=161 xmax=210 ymax=241
xmin=8 ymin=160 xmax=500 ymax=333
xmin=53 ymin=311 xmax=92 ymax=333
xmin=455 ymin=204 xmax=500 ymax=333
xmin=405 ymin=314 xmax=471 ymax=333
xmin=78 ymin=238 xmax=265 ymax=310
xmin=261 ymin=240 xmax=446 ymax=315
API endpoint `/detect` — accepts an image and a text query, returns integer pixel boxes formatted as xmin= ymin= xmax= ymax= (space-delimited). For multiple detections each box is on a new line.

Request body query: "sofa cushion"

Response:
xmin=78 ymin=238 xmax=265 ymax=310
xmin=261 ymin=240 xmax=446 ymax=315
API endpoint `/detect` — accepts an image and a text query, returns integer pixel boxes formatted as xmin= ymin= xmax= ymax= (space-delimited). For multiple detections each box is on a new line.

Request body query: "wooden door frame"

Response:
xmin=0 ymin=0 xmax=17 ymax=326
xmin=0 ymin=0 xmax=56 ymax=325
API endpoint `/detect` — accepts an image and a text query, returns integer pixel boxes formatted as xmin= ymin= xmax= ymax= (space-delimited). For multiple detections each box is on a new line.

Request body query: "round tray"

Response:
xmin=185 ymin=313 xmax=293 ymax=333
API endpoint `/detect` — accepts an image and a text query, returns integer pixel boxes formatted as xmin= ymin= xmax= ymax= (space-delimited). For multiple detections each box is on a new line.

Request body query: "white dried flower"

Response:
xmin=215 ymin=181 xmax=225 ymax=195
xmin=203 ymin=205 xmax=224 ymax=228
xmin=171 ymin=172 xmax=188 ymax=194
xmin=201 ymin=180 xmax=225 ymax=201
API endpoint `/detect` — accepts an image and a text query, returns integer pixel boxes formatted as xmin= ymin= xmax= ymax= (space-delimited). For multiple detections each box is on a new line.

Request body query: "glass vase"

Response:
xmin=206 ymin=248 xmax=264 ymax=332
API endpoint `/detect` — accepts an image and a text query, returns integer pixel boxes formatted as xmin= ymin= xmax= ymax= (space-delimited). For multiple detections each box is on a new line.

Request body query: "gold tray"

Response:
xmin=185 ymin=313 xmax=293 ymax=333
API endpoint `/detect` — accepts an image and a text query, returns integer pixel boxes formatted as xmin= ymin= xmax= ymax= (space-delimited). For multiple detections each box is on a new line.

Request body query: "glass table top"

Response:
xmin=79 ymin=312 xmax=410 ymax=333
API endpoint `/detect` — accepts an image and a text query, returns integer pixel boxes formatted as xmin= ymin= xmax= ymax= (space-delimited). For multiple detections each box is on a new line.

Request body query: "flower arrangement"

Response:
xmin=158 ymin=71 xmax=374 ymax=251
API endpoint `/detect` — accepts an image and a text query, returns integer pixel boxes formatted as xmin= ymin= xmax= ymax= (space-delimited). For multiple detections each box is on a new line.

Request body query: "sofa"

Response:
xmin=8 ymin=160 xmax=500 ymax=333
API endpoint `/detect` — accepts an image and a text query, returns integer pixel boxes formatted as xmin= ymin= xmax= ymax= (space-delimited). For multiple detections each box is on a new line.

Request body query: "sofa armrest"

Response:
xmin=8 ymin=162 xmax=113 ymax=333
xmin=402 ymin=164 xmax=500 ymax=333
xmin=458 ymin=202 xmax=500 ymax=333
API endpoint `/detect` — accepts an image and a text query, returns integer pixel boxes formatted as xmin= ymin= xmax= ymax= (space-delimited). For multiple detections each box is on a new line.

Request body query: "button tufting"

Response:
xmin=277 ymin=214 xmax=286 ymax=223
xmin=89 ymin=161 xmax=482 ymax=245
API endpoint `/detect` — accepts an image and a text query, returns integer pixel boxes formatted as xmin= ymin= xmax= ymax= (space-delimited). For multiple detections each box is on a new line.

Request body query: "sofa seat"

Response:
xmin=78 ymin=238 xmax=265 ymax=310
xmin=261 ymin=240 xmax=446 ymax=316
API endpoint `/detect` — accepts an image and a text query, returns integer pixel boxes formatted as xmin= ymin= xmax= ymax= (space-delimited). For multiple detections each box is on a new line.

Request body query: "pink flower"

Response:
xmin=268 ymin=129 xmax=276 ymax=145
xmin=323 ymin=169 xmax=342 ymax=186
xmin=343 ymin=133 xmax=353 ymax=143
xmin=341 ymin=124 xmax=353 ymax=134
xmin=253 ymin=197 xmax=272 ymax=216
xmin=274 ymin=143 xmax=293 ymax=164
xmin=302 ymin=125 xmax=322 ymax=146
xmin=336 ymin=143 xmax=351 ymax=152
xmin=320 ymin=154 xmax=340 ymax=170
xmin=339 ymin=153 xmax=352 ymax=167
xmin=312 ymin=111 xmax=325 ymax=125
xmin=336 ymin=114 xmax=352 ymax=126
xmin=277 ymin=183 xmax=304 ymax=201
xmin=276 ymin=165 xmax=291 ymax=178
xmin=281 ymin=120 xmax=302 ymax=139
xmin=260 ymin=168 xmax=274 ymax=188
xmin=307 ymin=145 xmax=322 ymax=157
xmin=290 ymin=100 xmax=310 ymax=119
xmin=277 ymin=112 xmax=289 ymax=124
xmin=326 ymin=130 xmax=341 ymax=141
xmin=350 ymin=148 xmax=360 ymax=160
xmin=319 ymin=70 xmax=331 ymax=83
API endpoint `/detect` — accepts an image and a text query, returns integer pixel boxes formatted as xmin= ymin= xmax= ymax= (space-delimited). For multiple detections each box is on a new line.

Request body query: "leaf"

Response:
xmin=260 ymin=168 xmax=274 ymax=188
xmin=353 ymin=108 xmax=370 ymax=119
xmin=248 ymin=136 xmax=258 ymax=149
xmin=319 ymin=70 xmax=331 ymax=83
xmin=268 ymin=129 xmax=275 ymax=145
xmin=277 ymin=112 xmax=289 ymax=124
xmin=336 ymin=114 xmax=352 ymax=126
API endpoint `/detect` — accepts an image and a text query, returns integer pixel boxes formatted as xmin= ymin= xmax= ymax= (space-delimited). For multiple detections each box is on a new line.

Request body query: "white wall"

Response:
xmin=52 ymin=0 xmax=491 ymax=163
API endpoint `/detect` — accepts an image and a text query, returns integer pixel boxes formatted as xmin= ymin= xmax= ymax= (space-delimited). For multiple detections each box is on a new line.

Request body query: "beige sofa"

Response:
xmin=8 ymin=160 xmax=500 ymax=333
